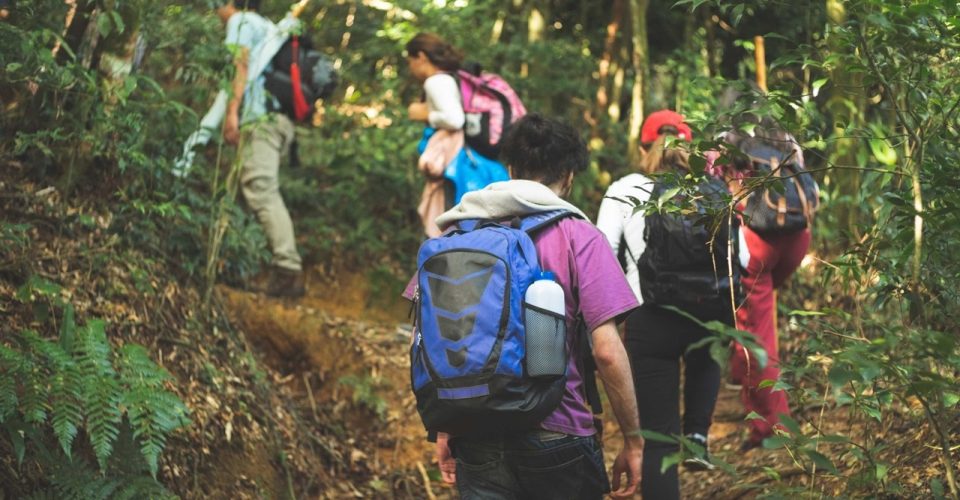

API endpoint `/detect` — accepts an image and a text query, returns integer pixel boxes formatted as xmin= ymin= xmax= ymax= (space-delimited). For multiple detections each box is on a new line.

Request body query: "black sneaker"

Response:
xmin=682 ymin=433 xmax=716 ymax=471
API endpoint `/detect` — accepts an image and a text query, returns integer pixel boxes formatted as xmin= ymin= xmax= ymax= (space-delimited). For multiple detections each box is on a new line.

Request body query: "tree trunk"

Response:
xmin=627 ymin=0 xmax=649 ymax=163
xmin=704 ymin=6 xmax=717 ymax=77
xmin=521 ymin=3 xmax=546 ymax=78
xmin=825 ymin=0 xmax=865 ymax=244
xmin=593 ymin=0 xmax=624 ymax=139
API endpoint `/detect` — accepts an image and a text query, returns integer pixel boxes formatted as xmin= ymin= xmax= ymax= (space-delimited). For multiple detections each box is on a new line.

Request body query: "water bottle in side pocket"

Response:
xmin=524 ymin=271 xmax=567 ymax=377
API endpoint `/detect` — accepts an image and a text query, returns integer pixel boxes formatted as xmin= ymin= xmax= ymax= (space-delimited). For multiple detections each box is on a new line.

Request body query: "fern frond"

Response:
xmin=0 ymin=343 xmax=26 ymax=422
xmin=19 ymin=356 xmax=50 ymax=424
xmin=23 ymin=329 xmax=74 ymax=370
xmin=24 ymin=489 xmax=61 ymax=500
xmin=117 ymin=345 xmax=172 ymax=386
xmin=83 ymin=376 xmax=121 ymax=470
xmin=76 ymin=320 xmax=121 ymax=470
xmin=50 ymin=364 xmax=83 ymax=458
xmin=48 ymin=455 xmax=120 ymax=500
xmin=118 ymin=345 xmax=190 ymax=477
xmin=0 ymin=366 xmax=19 ymax=422
xmin=60 ymin=303 xmax=76 ymax=353
xmin=113 ymin=476 xmax=177 ymax=500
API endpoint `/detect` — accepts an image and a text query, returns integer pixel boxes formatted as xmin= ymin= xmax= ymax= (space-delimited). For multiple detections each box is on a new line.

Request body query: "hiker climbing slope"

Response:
xmin=404 ymin=33 xmax=511 ymax=238
xmin=717 ymin=117 xmax=818 ymax=451
xmin=598 ymin=110 xmax=740 ymax=500
xmin=213 ymin=0 xmax=306 ymax=297
xmin=407 ymin=114 xmax=642 ymax=499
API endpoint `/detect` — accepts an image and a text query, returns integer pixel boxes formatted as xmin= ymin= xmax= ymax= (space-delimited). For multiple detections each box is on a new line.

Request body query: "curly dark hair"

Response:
xmin=499 ymin=113 xmax=589 ymax=186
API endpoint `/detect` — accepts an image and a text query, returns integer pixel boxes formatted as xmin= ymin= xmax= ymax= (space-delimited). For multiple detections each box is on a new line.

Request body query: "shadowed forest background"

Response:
xmin=1 ymin=0 xmax=958 ymax=498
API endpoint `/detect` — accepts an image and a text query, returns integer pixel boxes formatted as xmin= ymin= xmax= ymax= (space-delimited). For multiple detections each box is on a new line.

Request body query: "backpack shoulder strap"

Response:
xmin=519 ymin=210 xmax=582 ymax=236
xmin=456 ymin=219 xmax=482 ymax=232
xmin=575 ymin=314 xmax=603 ymax=416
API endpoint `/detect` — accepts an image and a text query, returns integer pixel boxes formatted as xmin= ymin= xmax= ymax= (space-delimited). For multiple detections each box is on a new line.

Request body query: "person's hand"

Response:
xmin=436 ymin=433 xmax=456 ymax=484
xmin=408 ymin=102 xmax=429 ymax=122
xmin=223 ymin=112 xmax=240 ymax=145
xmin=0 ymin=9 xmax=9 ymax=20
xmin=609 ymin=436 xmax=643 ymax=498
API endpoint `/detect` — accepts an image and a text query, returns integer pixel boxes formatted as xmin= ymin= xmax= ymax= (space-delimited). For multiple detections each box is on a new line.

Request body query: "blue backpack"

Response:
xmin=410 ymin=210 xmax=578 ymax=436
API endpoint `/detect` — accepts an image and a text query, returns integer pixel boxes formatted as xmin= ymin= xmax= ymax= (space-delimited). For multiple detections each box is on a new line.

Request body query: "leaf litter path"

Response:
xmin=218 ymin=274 xmax=459 ymax=499
xmin=223 ymin=279 xmax=828 ymax=499
xmin=221 ymin=270 xmax=950 ymax=499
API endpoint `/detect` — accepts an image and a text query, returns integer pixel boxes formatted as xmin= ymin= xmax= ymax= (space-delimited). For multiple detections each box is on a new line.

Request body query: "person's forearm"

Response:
xmin=592 ymin=321 xmax=642 ymax=443
xmin=228 ymin=48 xmax=249 ymax=115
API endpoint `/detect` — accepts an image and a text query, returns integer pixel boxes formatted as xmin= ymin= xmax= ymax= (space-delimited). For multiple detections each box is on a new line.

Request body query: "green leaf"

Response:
xmin=9 ymin=424 xmax=26 ymax=466
xmin=744 ymin=411 xmax=765 ymax=421
xmin=762 ymin=466 xmax=781 ymax=481
xmin=731 ymin=4 xmax=746 ymax=26
xmin=762 ymin=435 xmax=790 ymax=449
xmin=931 ymin=478 xmax=945 ymax=499
xmin=96 ymin=13 xmax=113 ymax=37
xmin=777 ymin=415 xmax=803 ymax=436
xmin=787 ymin=309 xmax=825 ymax=317
xmin=876 ymin=463 xmax=889 ymax=481
xmin=812 ymin=78 xmax=828 ymax=97
xmin=110 ymin=11 xmax=126 ymax=35
xmin=60 ymin=303 xmax=76 ymax=353
xmin=657 ymin=187 xmax=682 ymax=209
xmin=640 ymin=429 xmax=678 ymax=444
xmin=869 ymin=137 xmax=898 ymax=166
xmin=660 ymin=451 xmax=683 ymax=474
xmin=757 ymin=379 xmax=776 ymax=389
xmin=745 ymin=342 xmax=769 ymax=370
xmin=828 ymin=364 xmax=858 ymax=388
xmin=804 ymin=449 xmax=838 ymax=474
xmin=861 ymin=404 xmax=882 ymax=421
xmin=942 ymin=392 xmax=959 ymax=408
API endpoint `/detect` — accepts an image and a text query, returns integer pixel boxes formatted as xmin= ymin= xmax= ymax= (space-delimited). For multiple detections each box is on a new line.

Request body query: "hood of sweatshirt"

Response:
xmin=434 ymin=179 xmax=589 ymax=230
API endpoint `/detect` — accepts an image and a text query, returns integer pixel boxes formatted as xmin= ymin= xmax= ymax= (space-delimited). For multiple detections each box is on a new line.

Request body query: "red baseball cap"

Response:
xmin=641 ymin=109 xmax=693 ymax=144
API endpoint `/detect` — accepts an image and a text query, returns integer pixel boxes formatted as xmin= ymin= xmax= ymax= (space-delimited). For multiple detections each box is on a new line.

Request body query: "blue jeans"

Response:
xmin=450 ymin=431 xmax=609 ymax=500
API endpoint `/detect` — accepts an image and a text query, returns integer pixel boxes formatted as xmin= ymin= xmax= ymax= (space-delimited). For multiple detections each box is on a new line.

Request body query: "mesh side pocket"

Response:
xmin=524 ymin=304 xmax=567 ymax=377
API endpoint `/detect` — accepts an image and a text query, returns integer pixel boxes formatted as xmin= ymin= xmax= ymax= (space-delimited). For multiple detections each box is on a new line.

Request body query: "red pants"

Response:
xmin=731 ymin=226 xmax=810 ymax=444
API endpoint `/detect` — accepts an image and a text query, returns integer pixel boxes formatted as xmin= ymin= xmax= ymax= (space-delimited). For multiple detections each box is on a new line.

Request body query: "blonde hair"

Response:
xmin=638 ymin=135 xmax=691 ymax=176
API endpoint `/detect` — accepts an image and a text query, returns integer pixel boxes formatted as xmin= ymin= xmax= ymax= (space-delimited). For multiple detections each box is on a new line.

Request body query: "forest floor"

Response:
xmin=223 ymin=270 xmax=955 ymax=499
xmin=2 ymin=163 xmax=954 ymax=498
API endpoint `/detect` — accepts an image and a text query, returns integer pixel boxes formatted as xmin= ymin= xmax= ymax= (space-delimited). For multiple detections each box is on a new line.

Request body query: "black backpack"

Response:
xmin=637 ymin=176 xmax=741 ymax=318
xmin=264 ymin=35 xmax=338 ymax=123
xmin=736 ymin=137 xmax=819 ymax=234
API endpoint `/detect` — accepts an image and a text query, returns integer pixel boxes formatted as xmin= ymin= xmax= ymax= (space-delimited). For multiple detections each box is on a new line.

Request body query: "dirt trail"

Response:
xmin=218 ymin=270 xmax=459 ymax=498
xmin=221 ymin=269 xmax=796 ymax=499
xmin=219 ymin=268 xmax=950 ymax=498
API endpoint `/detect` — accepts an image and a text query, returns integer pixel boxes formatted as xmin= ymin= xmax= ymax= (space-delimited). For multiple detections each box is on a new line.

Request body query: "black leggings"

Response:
xmin=624 ymin=304 xmax=728 ymax=500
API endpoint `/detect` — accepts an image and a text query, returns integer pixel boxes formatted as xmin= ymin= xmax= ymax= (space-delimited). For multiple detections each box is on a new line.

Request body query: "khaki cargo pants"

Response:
xmin=240 ymin=113 xmax=302 ymax=272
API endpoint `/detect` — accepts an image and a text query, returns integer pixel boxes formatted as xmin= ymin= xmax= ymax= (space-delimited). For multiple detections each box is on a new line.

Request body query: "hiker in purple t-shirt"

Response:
xmin=415 ymin=114 xmax=643 ymax=499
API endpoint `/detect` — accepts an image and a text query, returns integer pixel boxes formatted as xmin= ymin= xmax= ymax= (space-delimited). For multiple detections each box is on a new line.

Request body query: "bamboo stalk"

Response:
xmin=754 ymin=35 xmax=767 ymax=92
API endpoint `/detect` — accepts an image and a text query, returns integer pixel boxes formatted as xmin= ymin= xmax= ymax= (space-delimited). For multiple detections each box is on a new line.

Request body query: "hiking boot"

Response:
xmin=682 ymin=433 xmax=716 ymax=471
xmin=265 ymin=267 xmax=305 ymax=298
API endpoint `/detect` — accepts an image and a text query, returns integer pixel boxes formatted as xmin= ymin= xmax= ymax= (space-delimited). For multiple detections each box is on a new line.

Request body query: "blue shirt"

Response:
xmin=224 ymin=11 xmax=274 ymax=124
